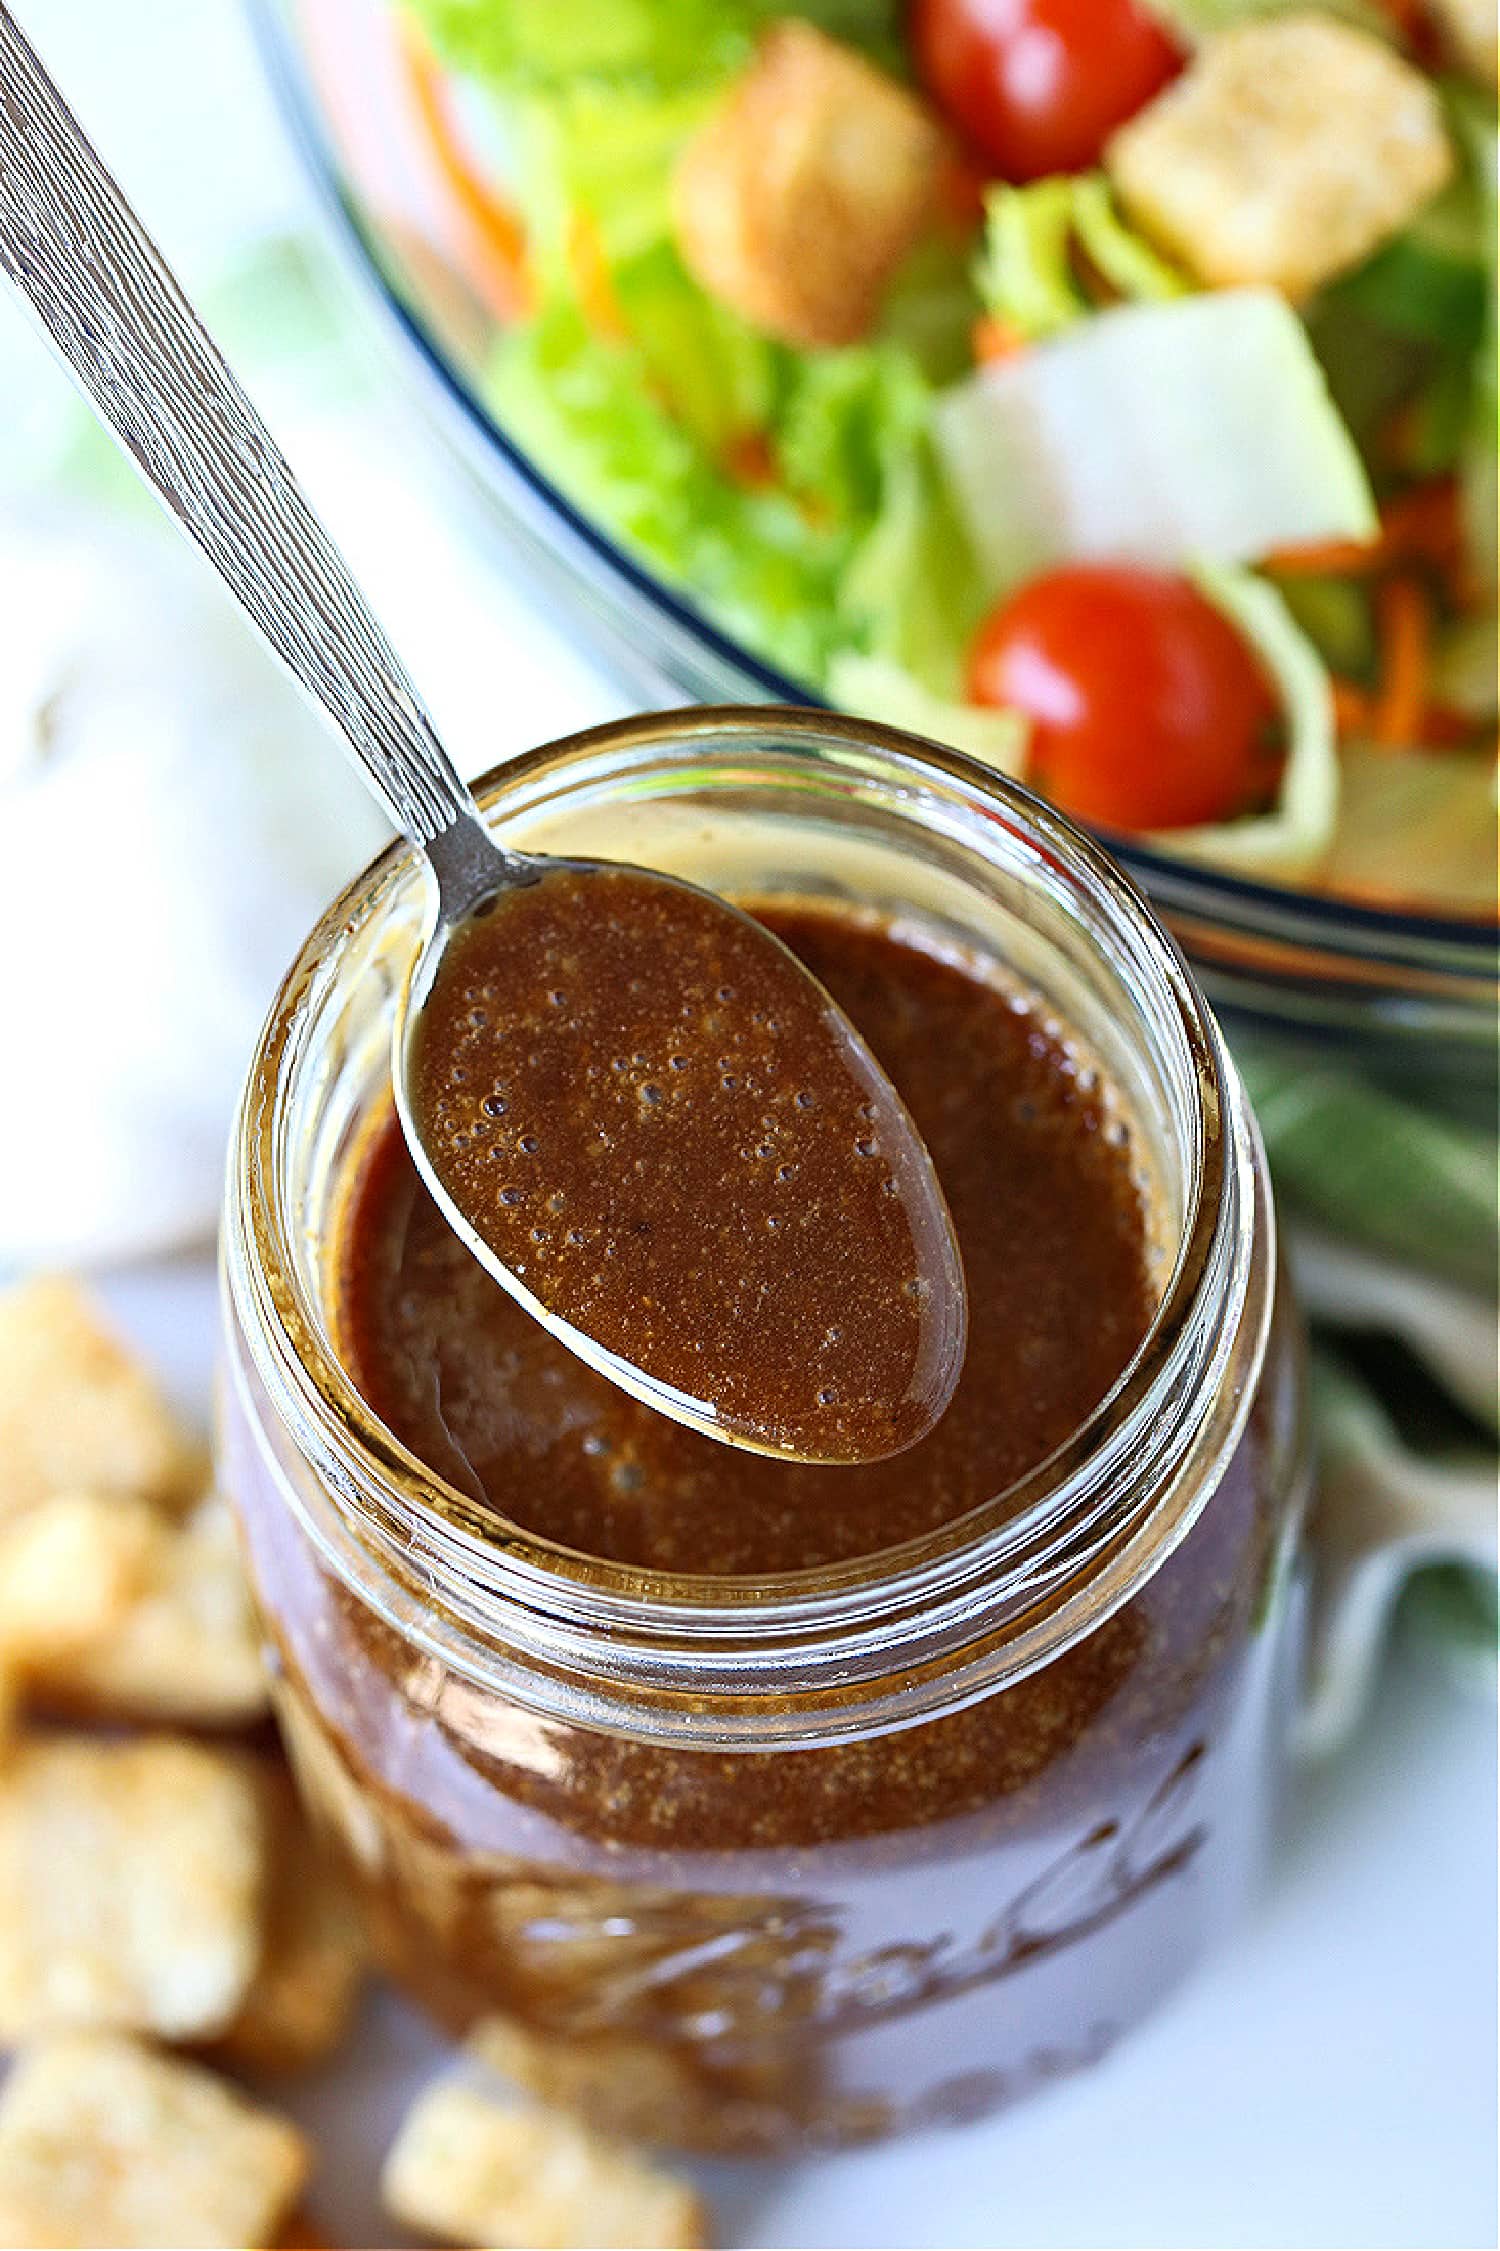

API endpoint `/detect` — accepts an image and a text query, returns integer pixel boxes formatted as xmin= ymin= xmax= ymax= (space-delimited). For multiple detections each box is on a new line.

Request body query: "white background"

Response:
xmin=7 ymin=4 xmax=1497 ymax=2244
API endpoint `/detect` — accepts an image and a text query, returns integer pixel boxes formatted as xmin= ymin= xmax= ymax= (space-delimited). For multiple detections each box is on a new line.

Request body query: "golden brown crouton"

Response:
xmin=0 ymin=1277 xmax=204 ymax=1526
xmin=28 ymin=1492 xmax=270 ymax=1729
xmin=382 ymin=2076 xmax=710 ymax=2250
xmin=0 ymin=1734 xmax=265 ymax=2043
xmin=210 ymin=1764 xmax=367 ymax=2076
xmin=0 ymin=2034 xmax=307 ymax=2249
xmin=0 ymin=1490 xmax=159 ymax=1669
xmin=673 ymin=20 xmax=948 ymax=347
xmin=1106 ymin=16 xmax=1453 ymax=299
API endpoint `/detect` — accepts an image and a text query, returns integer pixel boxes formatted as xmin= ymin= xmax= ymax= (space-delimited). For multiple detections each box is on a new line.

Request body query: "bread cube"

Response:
xmin=674 ymin=21 xmax=948 ymax=347
xmin=0 ymin=1734 xmax=264 ymax=2043
xmin=30 ymin=1492 xmax=270 ymax=1728
xmin=1106 ymin=16 xmax=1453 ymax=298
xmin=0 ymin=1276 xmax=203 ymax=1526
xmin=210 ymin=1764 xmax=367 ymax=2075
xmin=382 ymin=2076 xmax=709 ymax=2250
xmin=0 ymin=2034 xmax=306 ymax=2249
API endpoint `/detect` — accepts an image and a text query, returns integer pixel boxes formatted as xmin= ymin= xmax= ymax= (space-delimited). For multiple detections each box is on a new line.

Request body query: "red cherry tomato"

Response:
xmin=967 ymin=566 xmax=1276 ymax=832
xmin=910 ymin=0 xmax=1186 ymax=183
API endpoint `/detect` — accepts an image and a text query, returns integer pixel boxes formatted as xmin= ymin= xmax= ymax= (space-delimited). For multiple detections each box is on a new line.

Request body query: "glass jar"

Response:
xmin=220 ymin=709 xmax=1311 ymax=2154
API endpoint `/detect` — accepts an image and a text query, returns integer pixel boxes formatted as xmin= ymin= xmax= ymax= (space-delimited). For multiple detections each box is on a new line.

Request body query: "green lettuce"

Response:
xmin=609 ymin=243 xmax=778 ymax=453
xmin=1142 ymin=0 xmax=1386 ymax=40
xmin=1154 ymin=566 xmax=1339 ymax=878
xmin=975 ymin=175 xmax=1186 ymax=344
xmin=1311 ymin=81 xmax=1497 ymax=493
xmin=408 ymin=0 xmax=901 ymax=92
xmin=1319 ymin=741 xmax=1498 ymax=914
xmin=484 ymin=281 xmax=983 ymax=693
xmin=485 ymin=298 xmax=841 ymax=682
xmin=937 ymin=289 xmax=1375 ymax=590
xmin=827 ymin=651 xmax=1027 ymax=772
xmin=1068 ymin=176 xmax=1188 ymax=305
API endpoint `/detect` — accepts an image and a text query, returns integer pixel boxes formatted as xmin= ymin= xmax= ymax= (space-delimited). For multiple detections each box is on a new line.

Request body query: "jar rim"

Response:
xmin=226 ymin=706 xmax=1268 ymax=1738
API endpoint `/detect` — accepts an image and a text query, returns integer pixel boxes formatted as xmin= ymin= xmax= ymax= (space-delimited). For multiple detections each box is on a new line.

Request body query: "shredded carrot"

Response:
xmin=566 ymin=210 xmax=629 ymax=342
xmin=1331 ymin=677 xmax=1376 ymax=736
xmin=972 ymin=314 xmax=1026 ymax=365
xmin=722 ymin=429 xmax=778 ymax=489
xmin=396 ymin=19 xmax=532 ymax=323
xmin=1267 ymin=478 xmax=1464 ymax=587
xmin=1265 ymin=533 xmax=1385 ymax=577
xmin=1370 ymin=576 xmax=1432 ymax=747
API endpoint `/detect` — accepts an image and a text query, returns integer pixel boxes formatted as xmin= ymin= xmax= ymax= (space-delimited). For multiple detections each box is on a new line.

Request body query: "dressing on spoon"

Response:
xmin=405 ymin=862 xmax=968 ymax=1464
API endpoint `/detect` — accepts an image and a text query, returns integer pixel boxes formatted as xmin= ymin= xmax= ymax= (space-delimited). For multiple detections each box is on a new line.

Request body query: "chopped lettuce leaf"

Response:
xmin=503 ymin=79 xmax=718 ymax=276
xmin=976 ymin=181 xmax=1083 ymax=342
xmin=403 ymin=0 xmax=891 ymax=91
xmin=1315 ymin=94 xmax=1492 ymax=474
xmin=408 ymin=0 xmax=901 ymax=92
xmin=877 ymin=232 xmax=985 ymax=384
xmin=1332 ymin=232 xmax=1488 ymax=355
xmin=1068 ymin=176 xmax=1187 ymax=304
xmin=778 ymin=346 xmax=927 ymax=524
xmin=1312 ymin=81 xmax=1497 ymax=505
xmin=1147 ymin=566 xmax=1339 ymax=877
xmin=935 ymin=290 xmax=1376 ymax=590
xmin=1319 ymin=742 xmax=1498 ymax=913
xmin=610 ymin=243 xmax=778 ymax=453
xmin=827 ymin=651 xmax=1028 ymax=772
xmin=483 ymin=291 xmax=982 ymax=695
xmin=1276 ymin=572 xmax=1375 ymax=678
xmin=781 ymin=346 xmax=990 ymax=689
xmin=484 ymin=300 xmax=848 ymax=682
xmin=409 ymin=0 xmax=753 ymax=87
xmin=974 ymin=176 xmax=1185 ymax=345
xmin=838 ymin=434 xmax=990 ymax=691
xmin=1142 ymin=0 xmax=1386 ymax=41
xmin=1431 ymin=611 xmax=1499 ymax=719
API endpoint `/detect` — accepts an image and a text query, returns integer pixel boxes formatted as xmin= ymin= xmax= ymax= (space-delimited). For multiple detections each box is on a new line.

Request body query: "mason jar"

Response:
xmin=219 ymin=708 xmax=1310 ymax=2154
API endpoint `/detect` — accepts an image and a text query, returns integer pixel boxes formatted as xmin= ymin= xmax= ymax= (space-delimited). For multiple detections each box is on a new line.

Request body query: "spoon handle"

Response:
xmin=0 ymin=2 xmax=486 ymax=856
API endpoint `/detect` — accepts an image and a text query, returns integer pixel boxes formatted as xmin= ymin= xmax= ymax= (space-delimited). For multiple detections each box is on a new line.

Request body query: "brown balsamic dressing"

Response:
xmin=407 ymin=866 xmax=966 ymax=1464
xmin=344 ymin=898 xmax=1159 ymax=1574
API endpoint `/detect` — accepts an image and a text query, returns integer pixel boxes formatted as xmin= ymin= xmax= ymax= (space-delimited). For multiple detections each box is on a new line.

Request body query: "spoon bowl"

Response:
xmin=395 ymin=835 xmax=968 ymax=1461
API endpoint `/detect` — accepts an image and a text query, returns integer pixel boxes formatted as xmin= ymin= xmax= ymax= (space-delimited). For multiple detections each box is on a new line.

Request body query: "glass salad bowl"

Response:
xmin=249 ymin=0 xmax=1498 ymax=1102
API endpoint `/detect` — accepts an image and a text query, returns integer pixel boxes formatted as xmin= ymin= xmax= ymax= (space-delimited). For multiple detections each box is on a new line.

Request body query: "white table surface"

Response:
xmin=11 ymin=5 xmax=1499 ymax=2245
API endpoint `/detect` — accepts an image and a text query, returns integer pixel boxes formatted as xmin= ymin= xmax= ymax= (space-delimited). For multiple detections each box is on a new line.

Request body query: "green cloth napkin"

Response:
xmin=1235 ymin=1032 xmax=1498 ymax=1737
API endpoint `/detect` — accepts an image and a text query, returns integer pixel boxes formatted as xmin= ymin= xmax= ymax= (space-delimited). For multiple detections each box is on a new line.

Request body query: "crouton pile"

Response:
xmin=0 ymin=1277 xmax=709 ymax=2250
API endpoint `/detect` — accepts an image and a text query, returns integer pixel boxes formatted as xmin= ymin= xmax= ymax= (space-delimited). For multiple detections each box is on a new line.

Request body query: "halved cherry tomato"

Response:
xmin=967 ymin=566 xmax=1276 ymax=831
xmin=909 ymin=0 xmax=1186 ymax=183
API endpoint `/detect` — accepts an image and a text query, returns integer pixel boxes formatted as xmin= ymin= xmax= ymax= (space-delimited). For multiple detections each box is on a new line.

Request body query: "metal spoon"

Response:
xmin=0 ymin=4 xmax=966 ymax=1463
